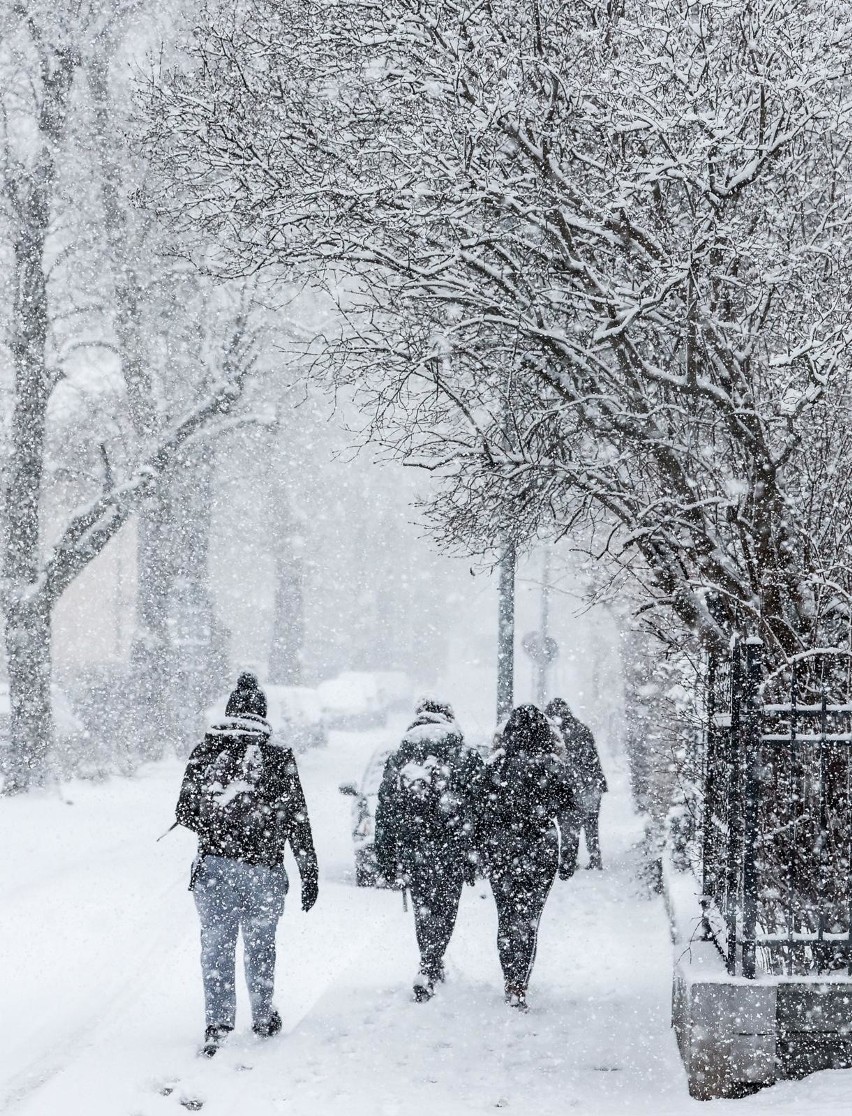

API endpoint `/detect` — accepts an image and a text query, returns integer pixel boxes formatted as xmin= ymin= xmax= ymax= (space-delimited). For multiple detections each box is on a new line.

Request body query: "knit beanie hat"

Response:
xmin=544 ymin=697 xmax=573 ymax=724
xmin=225 ymin=671 xmax=267 ymax=719
xmin=414 ymin=696 xmax=455 ymax=722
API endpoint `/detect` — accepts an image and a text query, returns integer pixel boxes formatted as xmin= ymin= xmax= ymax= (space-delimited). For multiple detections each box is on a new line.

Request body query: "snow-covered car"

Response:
xmin=338 ymin=745 xmax=394 ymax=886
xmin=317 ymin=671 xmax=388 ymax=729
xmin=264 ymin=685 xmax=329 ymax=752
xmin=205 ymin=683 xmax=328 ymax=753
xmin=0 ymin=682 xmax=87 ymax=783
xmin=371 ymin=671 xmax=414 ymax=713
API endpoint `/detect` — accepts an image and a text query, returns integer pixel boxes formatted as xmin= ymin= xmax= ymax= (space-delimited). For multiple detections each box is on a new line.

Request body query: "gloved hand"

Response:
xmin=385 ymin=859 xmax=409 ymax=890
xmin=558 ymin=859 xmax=575 ymax=882
xmin=301 ymin=873 xmax=319 ymax=912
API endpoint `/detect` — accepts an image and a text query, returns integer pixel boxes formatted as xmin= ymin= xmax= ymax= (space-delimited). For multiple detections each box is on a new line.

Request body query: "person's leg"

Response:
xmin=558 ymin=808 xmax=580 ymax=878
xmin=428 ymin=869 xmax=465 ymax=979
xmin=239 ymin=862 xmax=289 ymax=1033
xmin=491 ymin=871 xmax=525 ymax=989
xmin=516 ymin=869 xmax=556 ymax=989
xmin=585 ymin=793 xmax=603 ymax=869
xmin=492 ymin=854 xmax=557 ymax=1002
xmin=410 ymin=870 xmax=444 ymax=982
xmin=193 ymin=856 xmax=240 ymax=1031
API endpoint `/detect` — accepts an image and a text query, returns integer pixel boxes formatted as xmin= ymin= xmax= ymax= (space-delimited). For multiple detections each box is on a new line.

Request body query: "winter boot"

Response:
xmin=253 ymin=1008 xmax=283 ymax=1039
xmin=505 ymin=984 xmax=529 ymax=1013
xmin=586 ymin=854 xmax=603 ymax=870
xmin=200 ymin=1024 xmax=232 ymax=1058
xmin=423 ymin=960 xmax=445 ymax=984
xmin=413 ymin=971 xmax=435 ymax=1002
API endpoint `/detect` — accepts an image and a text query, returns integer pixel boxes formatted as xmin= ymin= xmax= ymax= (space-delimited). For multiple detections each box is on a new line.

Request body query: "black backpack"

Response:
xmin=198 ymin=741 xmax=272 ymax=849
xmin=396 ymin=749 xmax=455 ymax=828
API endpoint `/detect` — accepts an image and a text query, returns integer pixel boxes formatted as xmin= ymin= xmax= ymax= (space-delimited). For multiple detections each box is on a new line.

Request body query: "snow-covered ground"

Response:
xmin=3 ymin=724 xmax=852 ymax=1116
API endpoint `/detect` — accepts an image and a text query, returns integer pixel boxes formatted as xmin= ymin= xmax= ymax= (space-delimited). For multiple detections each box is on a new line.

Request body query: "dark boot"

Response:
xmin=253 ymin=1008 xmax=282 ymax=1038
xmin=504 ymin=984 xmax=529 ymax=1012
xmin=413 ymin=970 xmax=435 ymax=1002
xmin=200 ymin=1024 xmax=232 ymax=1058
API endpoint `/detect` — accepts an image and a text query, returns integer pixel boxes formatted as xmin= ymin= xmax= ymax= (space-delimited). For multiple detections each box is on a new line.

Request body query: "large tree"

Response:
xmin=0 ymin=2 xmax=256 ymax=790
xmin=149 ymin=0 xmax=852 ymax=668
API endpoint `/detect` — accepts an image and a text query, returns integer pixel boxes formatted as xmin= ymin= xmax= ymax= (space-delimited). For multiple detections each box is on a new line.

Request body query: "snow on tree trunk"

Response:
xmin=268 ymin=472 xmax=304 ymax=684
xmin=2 ymin=41 xmax=76 ymax=790
xmin=3 ymin=599 xmax=53 ymax=792
xmin=0 ymin=10 xmax=259 ymax=790
xmin=269 ymin=542 xmax=304 ymax=685
xmin=131 ymin=490 xmax=173 ymax=760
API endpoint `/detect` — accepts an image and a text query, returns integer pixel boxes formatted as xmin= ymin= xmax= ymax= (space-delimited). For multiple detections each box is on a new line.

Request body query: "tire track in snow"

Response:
xmin=0 ymin=873 xmax=186 ymax=1115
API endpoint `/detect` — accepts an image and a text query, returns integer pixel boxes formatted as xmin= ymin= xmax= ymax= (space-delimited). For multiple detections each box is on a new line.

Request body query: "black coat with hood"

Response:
xmin=472 ymin=704 xmax=576 ymax=878
xmin=176 ymin=674 xmax=318 ymax=889
xmin=374 ymin=701 xmax=483 ymax=883
xmin=545 ymin=698 xmax=607 ymax=795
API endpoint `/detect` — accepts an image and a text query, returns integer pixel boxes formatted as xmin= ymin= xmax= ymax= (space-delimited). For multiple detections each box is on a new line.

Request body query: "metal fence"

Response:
xmin=700 ymin=642 xmax=852 ymax=978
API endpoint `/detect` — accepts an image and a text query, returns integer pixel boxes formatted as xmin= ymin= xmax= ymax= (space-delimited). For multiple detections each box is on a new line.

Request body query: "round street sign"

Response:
xmin=522 ymin=631 xmax=559 ymax=665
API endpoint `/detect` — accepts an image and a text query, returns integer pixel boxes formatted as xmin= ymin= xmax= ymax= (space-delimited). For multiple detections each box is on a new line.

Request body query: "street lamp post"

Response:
xmin=536 ymin=546 xmax=552 ymax=707
xmin=496 ymin=540 xmax=516 ymax=723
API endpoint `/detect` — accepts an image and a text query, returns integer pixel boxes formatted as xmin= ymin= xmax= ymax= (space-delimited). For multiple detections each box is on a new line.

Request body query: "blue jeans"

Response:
xmin=193 ymin=855 xmax=288 ymax=1029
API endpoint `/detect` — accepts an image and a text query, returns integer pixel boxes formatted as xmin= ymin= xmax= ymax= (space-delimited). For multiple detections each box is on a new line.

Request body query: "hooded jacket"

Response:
xmin=545 ymin=698 xmax=607 ymax=794
xmin=374 ymin=707 xmax=483 ymax=880
xmin=472 ymin=704 xmax=576 ymax=876
xmin=175 ymin=712 xmax=317 ymax=876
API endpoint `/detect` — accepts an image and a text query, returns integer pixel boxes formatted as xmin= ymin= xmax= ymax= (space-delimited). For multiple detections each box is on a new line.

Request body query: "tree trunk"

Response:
xmin=88 ymin=53 xmax=178 ymax=756
xmin=269 ymin=495 xmax=304 ymax=685
xmin=270 ymin=551 xmax=304 ymax=685
xmin=3 ymin=599 xmax=53 ymax=792
xmin=130 ymin=487 xmax=174 ymax=760
xmin=1 ymin=46 xmax=77 ymax=790
xmin=168 ymin=441 xmax=221 ymax=750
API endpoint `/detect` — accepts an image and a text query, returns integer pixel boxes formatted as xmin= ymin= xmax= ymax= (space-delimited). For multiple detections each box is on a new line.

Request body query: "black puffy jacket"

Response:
xmin=374 ymin=711 xmax=483 ymax=881
xmin=473 ymin=705 xmax=575 ymax=877
xmin=176 ymin=714 xmax=317 ymax=880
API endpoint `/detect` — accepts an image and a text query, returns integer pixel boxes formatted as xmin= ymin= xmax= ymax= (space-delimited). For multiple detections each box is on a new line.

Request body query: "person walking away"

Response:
xmin=175 ymin=671 xmax=319 ymax=1056
xmin=374 ymin=698 xmax=483 ymax=1002
xmin=545 ymin=697 xmax=608 ymax=870
xmin=472 ymin=704 xmax=575 ymax=1012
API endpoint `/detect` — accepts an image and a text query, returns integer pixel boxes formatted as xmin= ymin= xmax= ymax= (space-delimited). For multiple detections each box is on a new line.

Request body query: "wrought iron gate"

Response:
xmin=701 ymin=641 xmax=852 ymax=977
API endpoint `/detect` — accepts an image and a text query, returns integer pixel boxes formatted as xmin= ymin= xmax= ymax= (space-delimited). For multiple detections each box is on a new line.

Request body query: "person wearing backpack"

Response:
xmin=472 ymin=704 xmax=575 ymax=1012
xmin=175 ymin=672 xmax=319 ymax=1056
xmin=545 ymin=697 xmax=608 ymax=871
xmin=374 ymin=698 xmax=483 ymax=1002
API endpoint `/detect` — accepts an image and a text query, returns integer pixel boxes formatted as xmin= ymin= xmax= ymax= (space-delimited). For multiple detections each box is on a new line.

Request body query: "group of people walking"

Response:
xmin=374 ymin=696 xmax=606 ymax=1010
xmin=174 ymin=672 xmax=606 ymax=1054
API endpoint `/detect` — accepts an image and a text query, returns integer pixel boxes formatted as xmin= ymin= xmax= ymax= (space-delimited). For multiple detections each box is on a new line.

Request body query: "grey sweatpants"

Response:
xmin=193 ymin=854 xmax=288 ymax=1029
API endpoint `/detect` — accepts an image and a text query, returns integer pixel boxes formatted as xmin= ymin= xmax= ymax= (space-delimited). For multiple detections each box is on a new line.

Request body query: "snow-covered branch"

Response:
xmin=146 ymin=0 xmax=852 ymax=665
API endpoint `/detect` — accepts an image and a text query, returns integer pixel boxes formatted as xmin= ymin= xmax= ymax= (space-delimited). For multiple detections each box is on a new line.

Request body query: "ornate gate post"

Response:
xmin=741 ymin=637 xmax=764 ymax=979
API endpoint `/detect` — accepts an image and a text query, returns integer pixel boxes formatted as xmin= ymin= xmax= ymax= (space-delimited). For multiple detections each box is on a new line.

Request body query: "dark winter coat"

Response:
xmin=472 ymin=704 xmax=576 ymax=878
xmin=176 ymin=714 xmax=318 ymax=880
xmin=546 ymin=699 xmax=607 ymax=794
xmin=374 ymin=711 xmax=483 ymax=883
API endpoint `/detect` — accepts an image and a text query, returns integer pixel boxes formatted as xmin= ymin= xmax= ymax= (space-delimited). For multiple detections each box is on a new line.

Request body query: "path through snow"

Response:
xmin=2 ymin=723 xmax=852 ymax=1115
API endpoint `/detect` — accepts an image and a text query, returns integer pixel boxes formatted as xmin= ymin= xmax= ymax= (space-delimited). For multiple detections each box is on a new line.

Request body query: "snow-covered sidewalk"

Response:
xmin=3 ymin=726 xmax=852 ymax=1116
